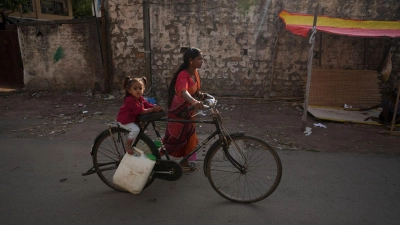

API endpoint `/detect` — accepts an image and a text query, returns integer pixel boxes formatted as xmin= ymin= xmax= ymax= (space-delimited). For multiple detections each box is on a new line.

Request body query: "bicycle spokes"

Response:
xmin=222 ymin=139 xmax=248 ymax=173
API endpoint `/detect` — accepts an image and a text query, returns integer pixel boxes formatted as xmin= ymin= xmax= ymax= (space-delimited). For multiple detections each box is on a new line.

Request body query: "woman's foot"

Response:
xmin=180 ymin=160 xmax=189 ymax=167
xmin=180 ymin=161 xmax=197 ymax=171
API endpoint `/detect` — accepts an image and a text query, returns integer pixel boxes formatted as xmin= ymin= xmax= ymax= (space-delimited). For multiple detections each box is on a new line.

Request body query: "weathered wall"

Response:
xmin=18 ymin=19 xmax=104 ymax=91
xmin=106 ymin=0 xmax=400 ymax=99
xmin=15 ymin=0 xmax=400 ymax=96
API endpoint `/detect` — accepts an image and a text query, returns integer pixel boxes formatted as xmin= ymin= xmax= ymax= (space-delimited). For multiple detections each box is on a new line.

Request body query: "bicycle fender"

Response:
xmin=202 ymin=132 xmax=245 ymax=176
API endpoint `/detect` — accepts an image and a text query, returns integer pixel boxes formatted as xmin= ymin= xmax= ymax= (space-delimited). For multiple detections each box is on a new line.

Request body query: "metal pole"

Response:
xmin=101 ymin=0 xmax=110 ymax=93
xmin=302 ymin=4 xmax=319 ymax=131
xmin=92 ymin=0 xmax=103 ymax=66
xmin=143 ymin=0 xmax=152 ymax=96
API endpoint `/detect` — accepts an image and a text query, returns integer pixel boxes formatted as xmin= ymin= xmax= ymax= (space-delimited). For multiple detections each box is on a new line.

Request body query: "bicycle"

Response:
xmin=82 ymin=95 xmax=282 ymax=203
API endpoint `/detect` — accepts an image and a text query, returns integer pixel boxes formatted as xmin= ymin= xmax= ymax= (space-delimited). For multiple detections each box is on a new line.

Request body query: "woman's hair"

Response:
xmin=123 ymin=76 xmax=147 ymax=97
xmin=167 ymin=47 xmax=201 ymax=108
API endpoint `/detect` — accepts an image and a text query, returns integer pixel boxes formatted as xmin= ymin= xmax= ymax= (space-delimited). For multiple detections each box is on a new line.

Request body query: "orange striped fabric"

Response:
xmin=279 ymin=10 xmax=400 ymax=37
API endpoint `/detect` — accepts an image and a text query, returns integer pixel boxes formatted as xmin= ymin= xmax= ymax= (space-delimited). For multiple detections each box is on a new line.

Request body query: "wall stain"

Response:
xmin=53 ymin=46 xmax=65 ymax=63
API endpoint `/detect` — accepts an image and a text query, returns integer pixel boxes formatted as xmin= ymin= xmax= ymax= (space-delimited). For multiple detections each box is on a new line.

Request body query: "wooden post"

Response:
xmin=318 ymin=7 xmax=324 ymax=68
xmin=302 ymin=4 xmax=319 ymax=131
xmin=363 ymin=39 xmax=368 ymax=70
xmin=143 ymin=0 xmax=152 ymax=96
xmin=318 ymin=32 xmax=322 ymax=68
xmin=93 ymin=0 xmax=103 ymax=64
xmin=389 ymin=83 xmax=400 ymax=135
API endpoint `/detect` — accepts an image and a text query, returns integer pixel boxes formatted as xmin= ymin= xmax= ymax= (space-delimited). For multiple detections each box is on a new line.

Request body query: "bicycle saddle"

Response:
xmin=138 ymin=111 xmax=167 ymax=122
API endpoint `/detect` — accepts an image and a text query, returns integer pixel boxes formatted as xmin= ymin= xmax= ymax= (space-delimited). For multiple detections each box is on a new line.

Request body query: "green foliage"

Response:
xmin=237 ymin=0 xmax=258 ymax=15
xmin=72 ymin=0 xmax=93 ymax=17
xmin=0 ymin=0 xmax=30 ymax=14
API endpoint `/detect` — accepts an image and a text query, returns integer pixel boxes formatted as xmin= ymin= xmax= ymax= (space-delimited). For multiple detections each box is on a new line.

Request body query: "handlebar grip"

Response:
xmin=204 ymin=93 xmax=213 ymax=99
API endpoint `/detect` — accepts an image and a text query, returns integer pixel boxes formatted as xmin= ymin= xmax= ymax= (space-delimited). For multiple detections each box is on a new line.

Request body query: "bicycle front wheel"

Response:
xmin=206 ymin=135 xmax=282 ymax=203
xmin=92 ymin=127 xmax=159 ymax=192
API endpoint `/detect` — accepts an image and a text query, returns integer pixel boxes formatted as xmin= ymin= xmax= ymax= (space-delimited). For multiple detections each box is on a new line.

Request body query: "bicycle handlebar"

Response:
xmin=187 ymin=94 xmax=215 ymax=111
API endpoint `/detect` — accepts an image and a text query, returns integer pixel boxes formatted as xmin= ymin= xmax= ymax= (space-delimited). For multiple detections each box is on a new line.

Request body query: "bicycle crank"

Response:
xmin=153 ymin=159 xmax=182 ymax=181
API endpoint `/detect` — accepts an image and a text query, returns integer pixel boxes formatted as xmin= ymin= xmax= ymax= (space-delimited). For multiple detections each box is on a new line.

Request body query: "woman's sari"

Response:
xmin=163 ymin=70 xmax=200 ymax=159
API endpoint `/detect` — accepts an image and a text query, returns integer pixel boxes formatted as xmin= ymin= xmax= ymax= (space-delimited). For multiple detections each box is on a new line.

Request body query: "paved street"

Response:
xmin=1 ymin=135 xmax=400 ymax=225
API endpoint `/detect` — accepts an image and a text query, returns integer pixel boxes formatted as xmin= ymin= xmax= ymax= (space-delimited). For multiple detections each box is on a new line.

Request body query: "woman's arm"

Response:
xmin=181 ymin=90 xmax=204 ymax=109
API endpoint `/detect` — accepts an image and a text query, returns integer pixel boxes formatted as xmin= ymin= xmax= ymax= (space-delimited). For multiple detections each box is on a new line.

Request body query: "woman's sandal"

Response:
xmin=181 ymin=162 xmax=198 ymax=172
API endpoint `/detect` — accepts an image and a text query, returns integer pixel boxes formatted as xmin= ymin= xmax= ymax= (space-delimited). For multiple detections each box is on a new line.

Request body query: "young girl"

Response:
xmin=117 ymin=76 xmax=162 ymax=154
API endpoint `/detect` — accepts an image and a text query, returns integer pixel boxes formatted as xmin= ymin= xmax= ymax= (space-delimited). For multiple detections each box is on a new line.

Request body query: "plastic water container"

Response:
xmin=113 ymin=147 xmax=156 ymax=194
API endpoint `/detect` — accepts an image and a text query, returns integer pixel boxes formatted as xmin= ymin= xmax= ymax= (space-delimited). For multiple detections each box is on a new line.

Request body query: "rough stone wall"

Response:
xmin=18 ymin=19 xmax=103 ymax=91
xmin=106 ymin=0 xmax=400 ymax=98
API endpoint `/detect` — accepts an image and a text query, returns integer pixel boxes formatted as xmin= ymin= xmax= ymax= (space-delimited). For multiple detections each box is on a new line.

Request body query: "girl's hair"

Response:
xmin=123 ymin=76 xmax=147 ymax=97
xmin=167 ymin=47 xmax=201 ymax=108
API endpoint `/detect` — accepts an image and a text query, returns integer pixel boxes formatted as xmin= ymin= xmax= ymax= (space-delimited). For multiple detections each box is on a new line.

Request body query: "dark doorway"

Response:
xmin=0 ymin=25 xmax=24 ymax=88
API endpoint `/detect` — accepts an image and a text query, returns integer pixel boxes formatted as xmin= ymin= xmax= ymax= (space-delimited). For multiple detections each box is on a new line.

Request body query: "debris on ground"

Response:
xmin=1 ymin=90 xmax=399 ymax=155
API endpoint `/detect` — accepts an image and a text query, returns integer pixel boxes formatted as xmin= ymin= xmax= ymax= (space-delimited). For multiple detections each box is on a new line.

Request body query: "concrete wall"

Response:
xmin=106 ymin=0 xmax=400 ymax=99
xmin=16 ymin=0 xmax=400 ymax=97
xmin=18 ymin=19 xmax=104 ymax=91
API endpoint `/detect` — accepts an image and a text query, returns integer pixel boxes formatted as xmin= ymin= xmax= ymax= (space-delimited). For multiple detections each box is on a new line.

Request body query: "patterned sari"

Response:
xmin=163 ymin=70 xmax=200 ymax=158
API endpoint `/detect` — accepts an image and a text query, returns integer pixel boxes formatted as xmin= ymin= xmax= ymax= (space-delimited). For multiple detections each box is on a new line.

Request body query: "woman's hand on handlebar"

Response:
xmin=191 ymin=100 xmax=205 ymax=110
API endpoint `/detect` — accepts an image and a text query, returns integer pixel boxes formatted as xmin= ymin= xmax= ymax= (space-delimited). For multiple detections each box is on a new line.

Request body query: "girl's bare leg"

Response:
xmin=125 ymin=139 xmax=134 ymax=155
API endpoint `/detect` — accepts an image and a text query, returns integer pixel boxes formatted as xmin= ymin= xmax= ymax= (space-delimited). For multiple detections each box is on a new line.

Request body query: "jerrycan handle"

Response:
xmin=132 ymin=147 xmax=156 ymax=161
xmin=132 ymin=147 xmax=144 ymax=157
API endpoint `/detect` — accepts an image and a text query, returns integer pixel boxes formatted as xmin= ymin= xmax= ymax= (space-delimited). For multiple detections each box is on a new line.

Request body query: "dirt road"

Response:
xmin=1 ymin=90 xmax=399 ymax=155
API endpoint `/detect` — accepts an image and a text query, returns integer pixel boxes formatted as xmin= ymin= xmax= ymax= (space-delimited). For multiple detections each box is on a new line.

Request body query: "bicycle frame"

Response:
xmin=133 ymin=107 xmax=247 ymax=173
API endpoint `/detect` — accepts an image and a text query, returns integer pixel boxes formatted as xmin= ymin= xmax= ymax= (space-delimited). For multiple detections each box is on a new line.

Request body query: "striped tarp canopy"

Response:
xmin=279 ymin=10 xmax=400 ymax=38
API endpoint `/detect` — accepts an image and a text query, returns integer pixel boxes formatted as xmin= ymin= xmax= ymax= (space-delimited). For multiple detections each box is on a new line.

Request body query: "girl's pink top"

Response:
xmin=116 ymin=95 xmax=153 ymax=124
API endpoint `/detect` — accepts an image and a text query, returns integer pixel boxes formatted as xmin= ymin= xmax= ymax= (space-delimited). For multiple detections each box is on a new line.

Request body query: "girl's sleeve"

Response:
xmin=175 ymin=71 xmax=189 ymax=97
xmin=126 ymin=98 xmax=143 ymax=115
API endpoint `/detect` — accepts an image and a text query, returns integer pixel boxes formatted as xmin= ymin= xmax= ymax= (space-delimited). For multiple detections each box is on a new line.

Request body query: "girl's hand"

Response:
xmin=152 ymin=105 xmax=163 ymax=112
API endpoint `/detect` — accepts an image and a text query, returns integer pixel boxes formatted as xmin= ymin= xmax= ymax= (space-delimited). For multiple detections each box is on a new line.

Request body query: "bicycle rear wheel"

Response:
xmin=92 ymin=127 xmax=159 ymax=192
xmin=205 ymin=135 xmax=282 ymax=203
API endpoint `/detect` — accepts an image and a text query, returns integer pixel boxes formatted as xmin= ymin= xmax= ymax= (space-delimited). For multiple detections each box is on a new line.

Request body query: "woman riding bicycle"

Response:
xmin=163 ymin=47 xmax=207 ymax=169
